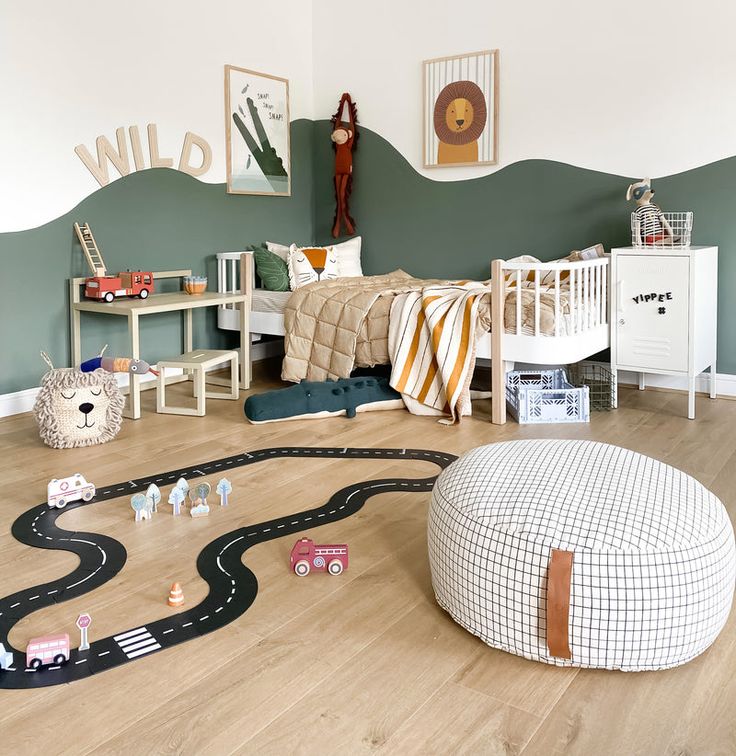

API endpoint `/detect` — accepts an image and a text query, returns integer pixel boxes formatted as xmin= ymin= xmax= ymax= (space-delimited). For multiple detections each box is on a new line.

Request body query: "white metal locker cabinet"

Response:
xmin=611 ymin=247 xmax=718 ymax=419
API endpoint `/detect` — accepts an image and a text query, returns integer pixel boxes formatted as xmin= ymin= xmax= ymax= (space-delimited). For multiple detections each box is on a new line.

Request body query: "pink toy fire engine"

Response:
xmin=290 ymin=538 xmax=348 ymax=576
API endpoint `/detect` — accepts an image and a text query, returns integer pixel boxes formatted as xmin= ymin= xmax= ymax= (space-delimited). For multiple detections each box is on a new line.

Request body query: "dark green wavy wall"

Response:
xmin=2 ymin=117 xmax=735 ymax=394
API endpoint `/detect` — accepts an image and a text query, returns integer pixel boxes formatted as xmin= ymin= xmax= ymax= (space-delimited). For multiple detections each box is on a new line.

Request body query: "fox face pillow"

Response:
xmin=288 ymin=245 xmax=339 ymax=290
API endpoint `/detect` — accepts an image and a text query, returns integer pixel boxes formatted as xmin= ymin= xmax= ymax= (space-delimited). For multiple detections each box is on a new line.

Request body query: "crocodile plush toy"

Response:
xmin=244 ymin=376 xmax=404 ymax=424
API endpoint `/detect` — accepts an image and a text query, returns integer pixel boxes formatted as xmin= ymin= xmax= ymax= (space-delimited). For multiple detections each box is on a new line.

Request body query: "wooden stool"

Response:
xmin=156 ymin=350 xmax=239 ymax=416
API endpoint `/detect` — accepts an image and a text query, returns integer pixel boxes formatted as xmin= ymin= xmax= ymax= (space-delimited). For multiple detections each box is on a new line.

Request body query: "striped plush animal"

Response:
xmin=80 ymin=345 xmax=158 ymax=376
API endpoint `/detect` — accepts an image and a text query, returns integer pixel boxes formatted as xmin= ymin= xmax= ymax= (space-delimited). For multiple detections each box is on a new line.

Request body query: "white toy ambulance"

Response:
xmin=47 ymin=474 xmax=96 ymax=508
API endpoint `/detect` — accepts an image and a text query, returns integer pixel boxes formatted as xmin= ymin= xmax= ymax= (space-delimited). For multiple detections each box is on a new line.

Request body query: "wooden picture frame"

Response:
xmin=224 ymin=64 xmax=291 ymax=196
xmin=423 ymin=50 xmax=499 ymax=169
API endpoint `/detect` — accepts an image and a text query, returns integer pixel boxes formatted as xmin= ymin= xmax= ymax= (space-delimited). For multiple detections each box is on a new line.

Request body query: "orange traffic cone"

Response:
xmin=167 ymin=582 xmax=184 ymax=607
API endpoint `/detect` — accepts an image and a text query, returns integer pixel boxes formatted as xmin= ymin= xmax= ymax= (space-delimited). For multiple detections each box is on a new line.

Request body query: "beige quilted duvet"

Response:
xmin=280 ymin=272 xmax=572 ymax=383
xmin=281 ymin=270 xmax=453 ymax=383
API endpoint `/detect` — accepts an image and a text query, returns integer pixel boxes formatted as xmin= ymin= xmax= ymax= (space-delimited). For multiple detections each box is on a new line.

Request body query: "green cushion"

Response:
xmin=253 ymin=245 xmax=289 ymax=292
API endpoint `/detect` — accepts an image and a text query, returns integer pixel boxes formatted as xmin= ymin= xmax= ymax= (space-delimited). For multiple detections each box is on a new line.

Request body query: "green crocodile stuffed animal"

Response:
xmin=244 ymin=377 xmax=404 ymax=424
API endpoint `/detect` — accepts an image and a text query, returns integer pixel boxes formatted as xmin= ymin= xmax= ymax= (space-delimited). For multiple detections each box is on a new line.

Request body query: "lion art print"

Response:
xmin=433 ymin=80 xmax=487 ymax=165
xmin=34 ymin=363 xmax=125 ymax=449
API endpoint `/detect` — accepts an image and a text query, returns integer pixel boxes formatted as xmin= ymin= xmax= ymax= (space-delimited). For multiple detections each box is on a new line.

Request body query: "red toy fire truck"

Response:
xmin=84 ymin=270 xmax=154 ymax=302
xmin=290 ymin=538 xmax=349 ymax=576
xmin=75 ymin=222 xmax=154 ymax=302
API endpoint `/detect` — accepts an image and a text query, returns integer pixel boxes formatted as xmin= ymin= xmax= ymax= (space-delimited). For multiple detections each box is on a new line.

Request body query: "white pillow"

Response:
xmin=270 ymin=237 xmax=362 ymax=277
xmin=331 ymin=236 xmax=363 ymax=278
xmin=288 ymin=245 xmax=339 ymax=290
xmin=265 ymin=241 xmax=290 ymax=262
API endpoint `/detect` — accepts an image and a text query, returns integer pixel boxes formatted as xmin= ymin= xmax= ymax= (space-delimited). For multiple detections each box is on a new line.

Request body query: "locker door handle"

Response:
xmin=617 ymin=280 xmax=625 ymax=313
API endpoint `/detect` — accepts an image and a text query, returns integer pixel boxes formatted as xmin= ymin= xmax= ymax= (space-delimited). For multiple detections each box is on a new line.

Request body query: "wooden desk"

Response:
xmin=69 ymin=261 xmax=252 ymax=420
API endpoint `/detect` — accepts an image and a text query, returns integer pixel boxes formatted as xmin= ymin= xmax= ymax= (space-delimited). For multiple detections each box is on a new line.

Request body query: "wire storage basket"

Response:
xmin=566 ymin=362 xmax=616 ymax=411
xmin=506 ymin=368 xmax=590 ymax=424
xmin=631 ymin=211 xmax=693 ymax=249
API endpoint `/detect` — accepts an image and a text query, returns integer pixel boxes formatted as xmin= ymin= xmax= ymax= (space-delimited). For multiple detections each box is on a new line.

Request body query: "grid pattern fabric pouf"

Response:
xmin=428 ymin=439 xmax=736 ymax=670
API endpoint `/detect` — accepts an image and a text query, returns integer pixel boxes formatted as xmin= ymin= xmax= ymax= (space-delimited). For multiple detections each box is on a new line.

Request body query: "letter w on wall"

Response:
xmin=75 ymin=127 xmax=130 ymax=187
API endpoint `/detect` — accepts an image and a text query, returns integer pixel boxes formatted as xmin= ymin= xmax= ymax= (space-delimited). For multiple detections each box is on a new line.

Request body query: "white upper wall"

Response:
xmin=0 ymin=0 xmax=314 ymax=232
xmin=312 ymin=0 xmax=736 ymax=181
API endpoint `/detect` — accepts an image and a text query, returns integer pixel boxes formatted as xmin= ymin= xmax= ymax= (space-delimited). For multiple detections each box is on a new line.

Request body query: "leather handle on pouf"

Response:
xmin=547 ymin=549 xmax=574 ymax=659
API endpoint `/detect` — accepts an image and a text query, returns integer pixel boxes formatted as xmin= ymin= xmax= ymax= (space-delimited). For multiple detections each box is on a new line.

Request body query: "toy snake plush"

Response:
xmin=331 ymin=93 xmax=358 ymax=238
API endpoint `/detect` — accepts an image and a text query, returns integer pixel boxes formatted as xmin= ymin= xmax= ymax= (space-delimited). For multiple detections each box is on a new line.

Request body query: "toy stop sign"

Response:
xmin=77 ymin=613 xmax=91 ymax=651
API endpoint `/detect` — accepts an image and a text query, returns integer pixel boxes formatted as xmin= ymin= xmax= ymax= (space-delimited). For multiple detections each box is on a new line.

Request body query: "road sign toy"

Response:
xmin=47 ymin=474 xmax=96 ymax=509
xmin=290 ymin=538 xmax=349 ymax=576
xmin=76 ymin=613 xmax=92 ymax=651
xmin=0 ymin=643 xmax=13 ymax=670
xmin=26 ymin=634 xmax=71 ymax=669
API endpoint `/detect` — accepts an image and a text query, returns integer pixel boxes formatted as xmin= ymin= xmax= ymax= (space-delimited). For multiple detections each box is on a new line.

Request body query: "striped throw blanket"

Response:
xmin=388 ymin=282 xmax=491 ymax=422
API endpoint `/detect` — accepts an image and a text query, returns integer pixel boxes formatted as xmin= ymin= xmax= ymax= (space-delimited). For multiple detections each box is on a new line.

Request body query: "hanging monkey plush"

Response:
xmin=330 ymin=93 xmax=358 ymax=238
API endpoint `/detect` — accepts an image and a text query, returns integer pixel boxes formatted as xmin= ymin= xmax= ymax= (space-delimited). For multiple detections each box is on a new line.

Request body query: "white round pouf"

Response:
xmin=428 ymin=439 xmax=736 ymax=670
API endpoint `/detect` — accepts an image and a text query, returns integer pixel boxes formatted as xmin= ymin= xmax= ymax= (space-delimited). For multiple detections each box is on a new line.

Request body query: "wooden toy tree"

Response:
xmin=131 ymin=493 xmax=148 ymax=522
xmin=146 ymin=483 xmax=161 ymax=513
xmin=216 ymin=478 xmax=232 ymax=506
xmin=168 ymin=486 xmax=185 ymax=516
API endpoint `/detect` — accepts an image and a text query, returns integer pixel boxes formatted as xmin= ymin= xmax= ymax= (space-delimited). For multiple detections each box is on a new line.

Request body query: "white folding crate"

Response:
xmin=506 ymin=368 xmax=590 ymax=424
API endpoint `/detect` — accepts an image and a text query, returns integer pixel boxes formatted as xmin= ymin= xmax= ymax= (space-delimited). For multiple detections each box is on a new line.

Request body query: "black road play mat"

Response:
xmin=1 ymin=447 xmax=456 ymax=688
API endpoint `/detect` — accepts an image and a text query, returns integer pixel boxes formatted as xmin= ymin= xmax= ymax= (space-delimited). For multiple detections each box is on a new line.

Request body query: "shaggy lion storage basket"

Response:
xmin=428 ymin=439 xmax=736 ymax=670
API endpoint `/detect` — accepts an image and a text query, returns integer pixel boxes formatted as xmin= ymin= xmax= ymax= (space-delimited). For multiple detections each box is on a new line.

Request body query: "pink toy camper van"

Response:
xmin=26 ymin=633 xmax=71 ymax=669
xmin=290 ymin=538 xmax=349 ymax=576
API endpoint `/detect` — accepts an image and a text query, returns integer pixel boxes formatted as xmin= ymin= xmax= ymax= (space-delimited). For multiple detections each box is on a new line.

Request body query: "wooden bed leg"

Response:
xmin=491 ymin=259 xmax=506 ymax=425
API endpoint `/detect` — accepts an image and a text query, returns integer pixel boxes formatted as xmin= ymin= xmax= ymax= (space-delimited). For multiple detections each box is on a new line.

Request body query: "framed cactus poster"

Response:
xmin=423 ymin=50 xmax=499 ymax=169
xmin=225 ymin=65 xmax=291 ymax=196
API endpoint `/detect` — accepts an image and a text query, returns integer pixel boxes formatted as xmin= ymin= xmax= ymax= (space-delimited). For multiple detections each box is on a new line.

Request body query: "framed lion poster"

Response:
xmin=225 ymin=64 xmax=291 ymax=196
xmin=423 ymin=50 xmax=498 ymax=168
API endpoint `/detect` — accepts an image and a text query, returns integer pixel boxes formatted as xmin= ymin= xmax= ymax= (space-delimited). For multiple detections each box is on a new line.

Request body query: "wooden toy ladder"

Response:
xmin=74 ymin=222 xmax=107 ymax=276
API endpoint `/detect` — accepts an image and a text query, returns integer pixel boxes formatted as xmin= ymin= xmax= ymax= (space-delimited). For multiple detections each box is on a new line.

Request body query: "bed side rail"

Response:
xmin=490 ymin=256 xmax=609 ymax=339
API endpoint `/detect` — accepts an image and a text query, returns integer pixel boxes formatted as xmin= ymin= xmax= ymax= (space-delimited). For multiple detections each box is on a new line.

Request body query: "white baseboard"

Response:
xmin=474 ymin=359 xmax=735 ymax=398
xmin=616 ymin=369 xmax=734 ymax=396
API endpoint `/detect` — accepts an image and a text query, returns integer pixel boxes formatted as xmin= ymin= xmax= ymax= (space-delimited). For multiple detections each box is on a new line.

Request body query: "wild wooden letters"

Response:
xmin=75 ymin=124 xmax=213 ymax=186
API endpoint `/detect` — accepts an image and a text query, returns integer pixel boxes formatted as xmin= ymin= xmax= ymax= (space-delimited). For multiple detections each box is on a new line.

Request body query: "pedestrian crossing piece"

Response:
xmin=114 ymin=627 xmax=161 ymax=659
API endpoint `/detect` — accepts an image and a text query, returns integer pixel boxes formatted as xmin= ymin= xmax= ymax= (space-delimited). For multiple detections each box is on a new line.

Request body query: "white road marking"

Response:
xmin=114 ymin=627 xmax=149 ymax=642
xmin=29 ymin=595 xmax=39 ymax=601
xmin=163 ymin=629 xmax=174 ymax=635
xmin=121 ymin=637 xmax=159 ymax=653
xmin=126 ymin=643 xmax=161 ymax=659
xmin=75 ymin=659 xmax=86 ymax=665
xmin=215 ymin=607 xmax=223 ymax=613
xmin=199 ymin=615 xmax=209 ymax=621
xmin=182 ymin=622 xmax=193 ymax=628
xmin=97 ymin=651 xmax=110 ymax=657
xmin=10 ymin=603 xmax=19 ymax=608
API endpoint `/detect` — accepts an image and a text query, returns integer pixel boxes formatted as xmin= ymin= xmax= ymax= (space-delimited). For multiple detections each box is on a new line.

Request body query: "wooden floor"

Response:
xmin=2 ymin=364 xmax=735 ymax=755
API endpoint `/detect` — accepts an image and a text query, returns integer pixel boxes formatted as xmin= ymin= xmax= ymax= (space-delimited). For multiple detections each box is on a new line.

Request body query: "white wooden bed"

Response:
xmin=216 ymin=252 xmax=610 ymax=424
